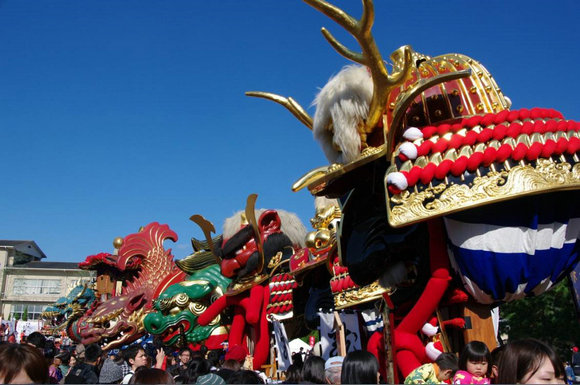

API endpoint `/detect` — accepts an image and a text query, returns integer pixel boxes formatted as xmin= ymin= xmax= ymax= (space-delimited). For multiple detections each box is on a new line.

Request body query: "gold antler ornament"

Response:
xmin=245 ymin=91 xmax=313 ymax=130
xmin=304 ymin=0 xmax=413 ymax=136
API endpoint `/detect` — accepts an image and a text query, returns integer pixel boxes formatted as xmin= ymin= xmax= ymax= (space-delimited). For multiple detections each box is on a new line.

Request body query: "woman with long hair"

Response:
xmin=496 ymin=339 xmax=565 ymax=384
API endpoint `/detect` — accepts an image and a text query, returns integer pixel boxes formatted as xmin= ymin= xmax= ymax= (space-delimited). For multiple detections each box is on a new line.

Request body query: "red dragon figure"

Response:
xmin=74 ymin=222 xmax=185 ymax=350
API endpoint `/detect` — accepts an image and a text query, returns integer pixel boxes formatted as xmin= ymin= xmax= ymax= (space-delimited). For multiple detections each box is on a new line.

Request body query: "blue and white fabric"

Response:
xmin=444 ymin=192 xmax=580 ymax=304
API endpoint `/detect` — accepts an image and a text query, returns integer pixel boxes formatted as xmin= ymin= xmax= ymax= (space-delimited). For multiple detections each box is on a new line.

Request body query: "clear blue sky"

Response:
xmin=1 ymin=0 xmax=579 ymax=263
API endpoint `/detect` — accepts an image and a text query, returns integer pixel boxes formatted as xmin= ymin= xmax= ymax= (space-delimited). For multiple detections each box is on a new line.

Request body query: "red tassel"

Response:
xmin=483 ymin=147 xmax=497 ymax=166
xmin=408 ymin=167 xmax=422 ymax=187
xmin=507 ymin=110 xmax=520 ymax=122
xmin=481 ymin=113 xmax=496 ymax=127
xmin=507 ymin=122 xmax=522 ymax=138
xmin=420 ymin=163 xmax=436 ymax=185
xmin=541 ymin=140 xmax=557 ymax=158
xmin=467 ymin=152 xmax=484 ymax=172
xmin=512 ymin=143 xmax=528 ymax=161
xmin=494 ymin=110 xmax=510 ymax=125
xmin=519 ymin=108 xmax=530 ymax=120
xmin=568 ymin=137 xmax=580 ymax=154
xmin=555 ymin=138 xmax=568 ymax=155
xmin=466 ymin=115 xmax=482 ymax=128
xmin=526 ymin=142 xmax=543 ymax=161
xmin=435 ymin=160 xmax=453 ymax=180
xmin=451 ymin=123 xmax=463 ymax=133
xmin=432 ymin=138 xmax=449 ymax=154
xmin=477 ymin=128 xmax=493 ymax=143
xmin=449 ymin=133 xmax=464 ymax=149
xmin=545 ymin=120 xmax=558 ymax=133
xmin=521 ymin=121 xmax=534 ymax=135
xmin=492 ymin=124 xmax=508 ymax=141
xmin=557 ymin=120 xmax=569 ymax=132
xmin=496 ymin=144 xmax=512 ymax=162
xmin=421 ymin=126 xmax=437 ymax=139
xmin=437 ymin=123 xmax=451 ymax=136
xmin=417 ymin=140 xmax=433 ymax=156
xmin=451 ymin=156 xmax=468 ymax=177
xmin=530 ymin=107 xmax=543 ymax=120
xmin=464 ymin=131 xmax=478 ymax=146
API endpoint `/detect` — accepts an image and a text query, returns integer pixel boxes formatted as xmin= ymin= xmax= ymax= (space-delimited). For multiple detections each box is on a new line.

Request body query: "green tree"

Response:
xmin=22 ymin=306 xmax=28 ymax=321
xmin=13 ymin=312 xmax=20 ymax=321
xmin=500 ymin=279 xmax=580 ymax=360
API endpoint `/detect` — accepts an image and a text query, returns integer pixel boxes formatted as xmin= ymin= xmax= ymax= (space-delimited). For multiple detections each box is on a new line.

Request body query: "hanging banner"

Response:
xmin=339 ymin=312 xmax=361 ymax=353
xmin=272 ymin=320 xmax=292 ymax=371
xmin=361 ymin=308 xmax=384 ymax=333
xmin=16 ymin=320 xmax=42 ymax=342
xmin=318 ymin=311 xmax=337 ymax=360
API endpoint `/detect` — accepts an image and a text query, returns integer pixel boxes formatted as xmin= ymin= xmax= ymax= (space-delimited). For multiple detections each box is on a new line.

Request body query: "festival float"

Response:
xmin=38 ymin=0 xmax=580 ymax=382
xmin=247 ymin=0 xmax=580 ymax=381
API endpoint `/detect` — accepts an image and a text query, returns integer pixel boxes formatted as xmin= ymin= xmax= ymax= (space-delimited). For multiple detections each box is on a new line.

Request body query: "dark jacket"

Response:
xmin=65 ymin=362 xmax=99 ymax=384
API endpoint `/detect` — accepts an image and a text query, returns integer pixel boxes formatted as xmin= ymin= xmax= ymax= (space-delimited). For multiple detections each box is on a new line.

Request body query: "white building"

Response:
xmin=0 ymin=240 xmax=93 ymax=320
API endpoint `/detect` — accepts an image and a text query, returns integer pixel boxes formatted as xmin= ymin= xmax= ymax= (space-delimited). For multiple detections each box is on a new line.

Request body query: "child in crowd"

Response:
xmin=453 ymin=341 xmax=491 ymax=384
xmin=404 ymin=353 xmax=458 ymax=384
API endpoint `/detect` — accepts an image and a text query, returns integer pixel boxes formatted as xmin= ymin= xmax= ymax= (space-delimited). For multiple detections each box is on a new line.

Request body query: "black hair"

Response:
xmin=84 ymin=343 xmax=102 ymax=364
xmin=490 ymin=345 xmax=505 ymax=366
xmin=436 ymin=352 xmax=459 ymax=373
xmin=458 ymin=341 xmax=491 ymax=375
xmin=206 ymin=350 xmax=220 ymax=367
xmin=123 ymin=345 xmax=144 ymax=365
xmin=26 ymin=332 xmax=46 ymax=349
xmin=184 ymin=357 xmax=210 ymax=383
xmin=341 ymin=350 xmax=379 ymax=384
xmin=283 ymin=364 xmax=302 ymax=384
xmin=301 ymin=356 xmax=326 ymax=384
xmin=228 ymin=370 xmax=264 ymax=384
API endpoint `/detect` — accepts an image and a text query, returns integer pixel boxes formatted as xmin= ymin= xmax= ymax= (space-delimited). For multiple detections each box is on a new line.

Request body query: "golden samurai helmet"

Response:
xmin=248 ymin=0 xmax=580 ymax=227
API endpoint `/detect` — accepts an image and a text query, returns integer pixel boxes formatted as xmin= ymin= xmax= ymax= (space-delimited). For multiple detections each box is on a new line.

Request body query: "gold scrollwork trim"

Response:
xmin=333 ymin=280 xmax=388 ymax=310
xmin=225 ymin=274 xmax=269 ymax=296
xmin=387 ymin=160 xmax=580 ymax=228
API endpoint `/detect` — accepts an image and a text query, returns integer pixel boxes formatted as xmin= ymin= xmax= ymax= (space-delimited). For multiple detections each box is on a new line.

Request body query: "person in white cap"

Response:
xmin=325 ymin=356 xmax=344 ymax=384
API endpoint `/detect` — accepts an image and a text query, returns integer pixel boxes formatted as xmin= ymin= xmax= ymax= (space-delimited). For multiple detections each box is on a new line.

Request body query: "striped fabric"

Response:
xmin=444 ymin=191 xmax=580 ymax=304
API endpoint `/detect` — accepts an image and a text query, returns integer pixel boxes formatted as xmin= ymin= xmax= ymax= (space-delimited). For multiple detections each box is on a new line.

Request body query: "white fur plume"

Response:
xmin=403 ymin=126 xmax=423 ymax=141
xmin=312 ymin=65 xmax=373 ymax=164
xmin=223 ymin=209 xmax=307 ymax=248
xmin=386 ymin=172 xmax=408 ymax=190
xmin=399 ymin=142 xmax=418 ymax=160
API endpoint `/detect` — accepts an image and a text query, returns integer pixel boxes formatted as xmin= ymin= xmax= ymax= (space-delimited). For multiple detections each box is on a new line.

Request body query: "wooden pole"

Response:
xmin=333 ymin=311 xmax=347 ymax=356
xmin=383 ymin=295 xmax=396 ymax=384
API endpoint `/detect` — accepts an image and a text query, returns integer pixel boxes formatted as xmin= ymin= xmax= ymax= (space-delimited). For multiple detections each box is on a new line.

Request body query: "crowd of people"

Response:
xmin=0 ymin=332 xmax=573 ymax=384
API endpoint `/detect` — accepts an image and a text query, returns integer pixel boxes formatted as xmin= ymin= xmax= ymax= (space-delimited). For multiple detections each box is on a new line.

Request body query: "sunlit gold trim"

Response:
xmin=386 ymin=160 xmax=580 ymax=228
xmin=292 ymin=146 xmax=386 ymax=193
xmin=225 ymin=274 xmax=269 ymax=296
xmin=333 ymin=280 xmax=388 ymax=309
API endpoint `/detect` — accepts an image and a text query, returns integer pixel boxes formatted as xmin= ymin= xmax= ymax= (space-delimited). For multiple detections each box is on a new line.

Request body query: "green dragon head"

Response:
xmin=144 ymin=264 xmax=230 ymax=348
